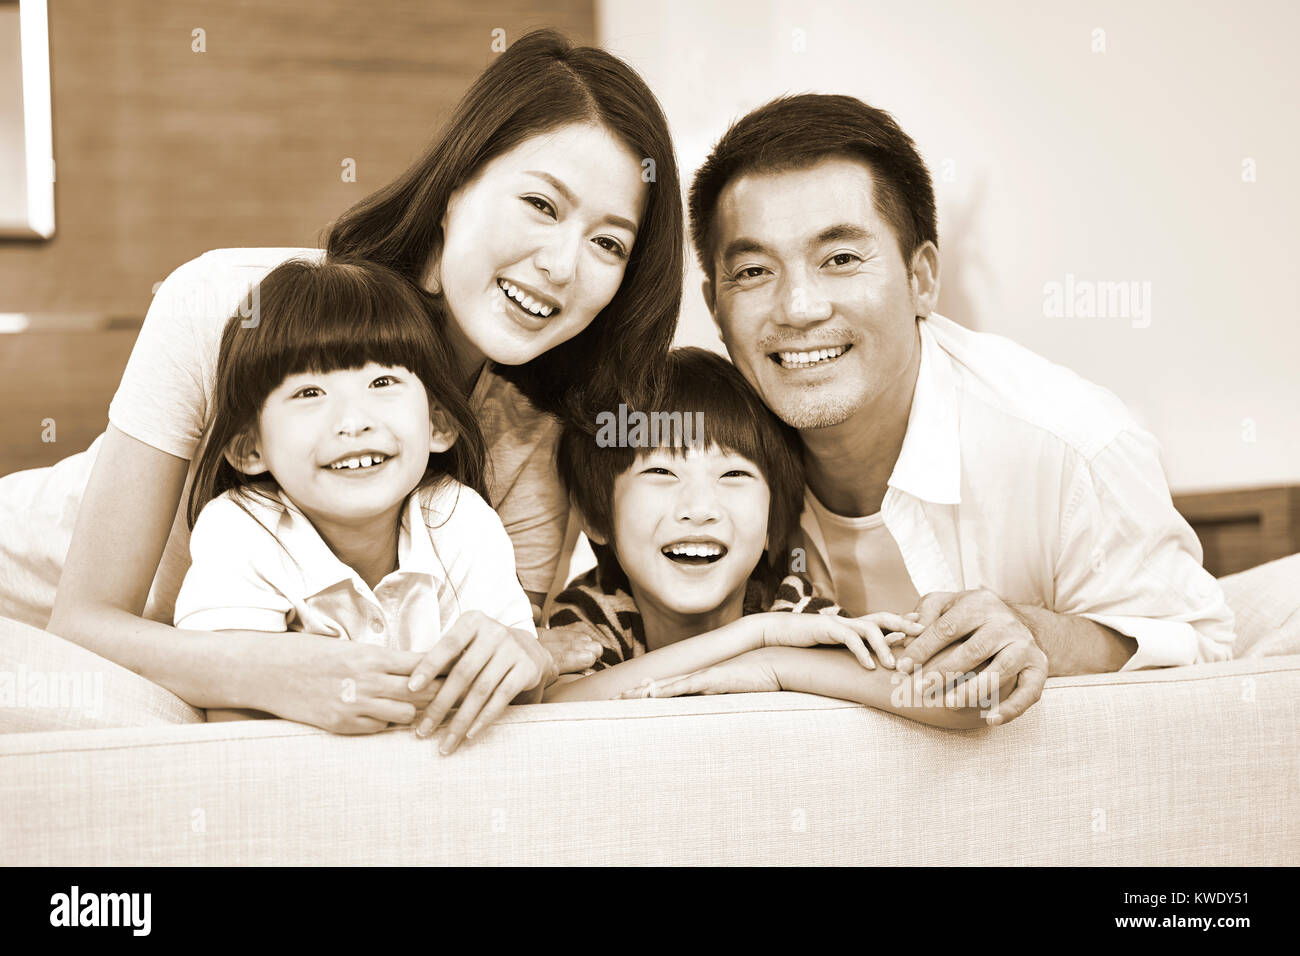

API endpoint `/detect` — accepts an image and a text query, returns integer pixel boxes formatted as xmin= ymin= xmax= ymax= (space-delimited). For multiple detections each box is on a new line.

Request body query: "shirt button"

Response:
xmin=369 ymin=618 xmax=385 ymax=634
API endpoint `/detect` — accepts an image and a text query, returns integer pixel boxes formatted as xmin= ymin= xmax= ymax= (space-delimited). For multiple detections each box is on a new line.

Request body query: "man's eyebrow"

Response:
xmin=720 ymin=237 xmax=771 ymax=263
xmin=523 ymin=170 xmax=638 ymax=235
xmin=811 ymin=223 xmax=876 ymax=247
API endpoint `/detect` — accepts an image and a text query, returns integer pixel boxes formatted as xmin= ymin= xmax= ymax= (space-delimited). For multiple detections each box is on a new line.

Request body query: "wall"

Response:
xmin=597 ymin=0 xmax=1299 ymax=493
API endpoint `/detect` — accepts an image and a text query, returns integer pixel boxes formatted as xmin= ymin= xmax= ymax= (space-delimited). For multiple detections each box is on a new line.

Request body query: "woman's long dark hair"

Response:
xmin=325 ymin=28 xmax=682 ymax=426
xmin=186 ymin=257 xmax=488 ymax=530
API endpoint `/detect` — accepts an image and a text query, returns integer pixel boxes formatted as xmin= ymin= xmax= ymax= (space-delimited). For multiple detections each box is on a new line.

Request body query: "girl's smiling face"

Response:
xmin=231 ymin=362 xmax=454 ymax=527
xmin=429 ymin=122 xmax=648 ymax=374
xmin=607 ymin=445 xmax=771 ymax=620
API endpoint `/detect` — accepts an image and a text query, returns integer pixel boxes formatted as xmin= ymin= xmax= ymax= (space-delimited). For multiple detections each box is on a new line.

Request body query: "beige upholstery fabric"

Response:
xmin=3 ymin=655 xmax=1296 ymax=866
xmin=1220 ymin=552 xmax=1300 ymax=658
xmin=0 ymin=615 xmax=203 ymax=732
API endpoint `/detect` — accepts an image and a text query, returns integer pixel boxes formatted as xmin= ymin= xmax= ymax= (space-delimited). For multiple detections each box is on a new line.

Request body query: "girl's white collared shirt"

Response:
xmin=174 ymin=479 xmax=536 ymax=649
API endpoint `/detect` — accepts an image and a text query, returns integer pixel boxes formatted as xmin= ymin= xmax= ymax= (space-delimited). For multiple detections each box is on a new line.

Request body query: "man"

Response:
xmin=687 ymin=93 xmax=1234 ymax=725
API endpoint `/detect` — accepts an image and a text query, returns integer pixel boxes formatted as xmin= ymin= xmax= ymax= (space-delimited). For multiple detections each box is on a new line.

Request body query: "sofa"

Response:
xmin=3 ymin=554 xmax=1298 ymax=866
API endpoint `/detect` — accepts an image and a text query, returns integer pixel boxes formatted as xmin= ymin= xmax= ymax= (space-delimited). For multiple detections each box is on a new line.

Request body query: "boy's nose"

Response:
xmin=676 ymin=488 xmax=721 ymax=524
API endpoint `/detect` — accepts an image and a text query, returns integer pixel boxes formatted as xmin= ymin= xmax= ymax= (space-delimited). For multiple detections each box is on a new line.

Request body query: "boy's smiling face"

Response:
xmin=606 ymin=444 xmax=771 ymax=620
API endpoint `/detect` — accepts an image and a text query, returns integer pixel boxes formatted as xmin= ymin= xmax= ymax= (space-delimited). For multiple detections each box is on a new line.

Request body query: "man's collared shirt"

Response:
xmin=174 ymin=480 xmax=536 ymax=649
xmin=796 ymin=313 xmax=1235 ymax=670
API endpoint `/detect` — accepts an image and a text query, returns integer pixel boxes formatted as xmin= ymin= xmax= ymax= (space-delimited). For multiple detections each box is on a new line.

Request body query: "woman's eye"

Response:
xmin=825 ymin=252 xmax=860 ymax=268
xmin=593 ymin=236 xmax=628 ymax=260
xmin=523 ymin=195 xmax=556 ymax=218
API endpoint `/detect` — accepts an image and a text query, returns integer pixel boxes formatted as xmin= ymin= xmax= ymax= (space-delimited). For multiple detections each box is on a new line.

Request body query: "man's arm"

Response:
xmin=1012 ymin=604 xmax=1136 ymax=676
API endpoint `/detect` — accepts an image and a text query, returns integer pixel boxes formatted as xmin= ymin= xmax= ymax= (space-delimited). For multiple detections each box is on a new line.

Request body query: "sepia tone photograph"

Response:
xmin=0 ymin=0 xmax=1295 ymax=896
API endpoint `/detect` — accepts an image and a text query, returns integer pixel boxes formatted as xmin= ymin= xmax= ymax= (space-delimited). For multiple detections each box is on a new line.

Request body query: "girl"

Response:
xmin=3 ymin=30 xmax=682 ymax=742
xmin=174 ymin=260 xmax=535 ymax=737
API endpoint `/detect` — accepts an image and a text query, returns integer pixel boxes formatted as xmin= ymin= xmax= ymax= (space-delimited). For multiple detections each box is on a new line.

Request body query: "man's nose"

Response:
xmin=776 ymin=275 xmax=832 ymax=327
xmin=532 ymin=225 xmax=580 ymax=286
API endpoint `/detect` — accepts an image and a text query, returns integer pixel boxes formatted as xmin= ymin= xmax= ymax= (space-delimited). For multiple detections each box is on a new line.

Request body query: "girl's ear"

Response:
xmin=223 ymin=432 xmax=269 ymax=476
xmin=428 ymin=406 xmax=458 ymax=453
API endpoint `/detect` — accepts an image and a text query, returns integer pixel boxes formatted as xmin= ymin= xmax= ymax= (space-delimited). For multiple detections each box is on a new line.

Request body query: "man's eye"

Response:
xmin=594 ymin=236 xmax=628 ymax=259
xmin=825 ymin=252 xmax=860 ymax=268
xmin=733 ymin=266 xmax=768 ymax=281
xmin=523 ymin=195 xmax=556 ymax=218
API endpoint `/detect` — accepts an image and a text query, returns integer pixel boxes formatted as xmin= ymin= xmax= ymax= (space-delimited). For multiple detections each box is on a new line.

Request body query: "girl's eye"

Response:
xmin=523 ymin=195 xmax=556 ymax=218
xmin=292 ymin=386 xmax=322 ymax=399
xmin=593 ymin=236 xmax=628 ymax=260
xmin=825 ymin=252 xmax=861 ymax=268
xmin=722 ymin=469 xmax=755 ymax=479
xmin=370 ymin=375 xmax=397 ymax=388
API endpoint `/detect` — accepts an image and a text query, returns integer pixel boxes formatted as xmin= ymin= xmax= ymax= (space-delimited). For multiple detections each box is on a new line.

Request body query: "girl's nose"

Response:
xmin=334 ymin=412 xmax=372 ymax=438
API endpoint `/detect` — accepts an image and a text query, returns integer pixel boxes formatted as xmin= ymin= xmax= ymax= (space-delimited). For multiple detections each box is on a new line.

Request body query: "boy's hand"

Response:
xmin=748 ymin=610 xmax=922 ymax=670
xmin=537 ymin=624 xmax=604 ymax=677
xmin=407 ymin=610 xmax=547 ymax=754
xmin=624 ymin=649 xmax=783 ymax=699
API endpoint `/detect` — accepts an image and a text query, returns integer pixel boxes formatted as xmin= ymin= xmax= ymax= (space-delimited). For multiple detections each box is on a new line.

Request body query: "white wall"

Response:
xmin=597 ymin=0 xmax=1300 ymax=493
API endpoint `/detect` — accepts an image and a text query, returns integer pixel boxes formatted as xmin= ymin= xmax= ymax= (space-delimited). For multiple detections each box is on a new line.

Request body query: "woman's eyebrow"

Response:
xmin=523 ymin=170 xmax=638 ymax=235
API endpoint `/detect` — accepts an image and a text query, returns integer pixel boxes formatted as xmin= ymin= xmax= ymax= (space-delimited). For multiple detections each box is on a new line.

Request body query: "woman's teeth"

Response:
xmin=328 ymin=454 xmax=386 ymax=470
xmin=497 ymin=279 xmax=555 ymax=317
xmin=776 ymin=345 xmax=849 ymax=369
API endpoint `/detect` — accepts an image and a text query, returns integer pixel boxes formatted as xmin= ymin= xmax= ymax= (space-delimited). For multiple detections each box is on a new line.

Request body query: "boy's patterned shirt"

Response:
xmin=547 ymin=563 xmax=849 ymax=671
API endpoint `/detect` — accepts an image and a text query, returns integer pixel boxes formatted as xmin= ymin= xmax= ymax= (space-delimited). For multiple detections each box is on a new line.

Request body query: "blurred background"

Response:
xmin=2 ymin=0 xmax=1297 ymax=572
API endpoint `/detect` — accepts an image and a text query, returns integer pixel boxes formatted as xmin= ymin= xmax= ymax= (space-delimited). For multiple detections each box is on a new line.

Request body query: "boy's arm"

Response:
xmin=651 ymin=645 xmax=989 ymax=730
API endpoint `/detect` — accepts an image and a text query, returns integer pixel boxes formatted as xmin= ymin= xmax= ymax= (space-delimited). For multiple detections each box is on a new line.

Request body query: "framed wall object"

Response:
xmin=0 ymin=0 xmax=53 ymax=239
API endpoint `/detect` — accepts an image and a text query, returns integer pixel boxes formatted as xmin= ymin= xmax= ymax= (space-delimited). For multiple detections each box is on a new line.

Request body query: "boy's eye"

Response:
xmin=722 ymin=469 xmax=755 ymax=479
xmin=642 ymin=466 xmax=676 ymax=477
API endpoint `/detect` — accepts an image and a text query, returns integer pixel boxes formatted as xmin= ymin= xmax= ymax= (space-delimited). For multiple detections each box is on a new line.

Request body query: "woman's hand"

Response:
xmin=537 ymin=624 xmax=604 ymax=678
xmin=747 ymin=610 xmax=923 ymax=670
xmin=248 ymin=633 xmax=429 ymax=734
xmin=406 ymin=611 xmax=548 ymax=754
xmin=622 ymin=648 xmax=784 ymax=698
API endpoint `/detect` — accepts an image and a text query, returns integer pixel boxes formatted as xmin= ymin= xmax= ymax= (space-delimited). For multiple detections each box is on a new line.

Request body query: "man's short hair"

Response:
xmin=688 ymin=93 xmax=938 ymax=281
xmin=557 ymin=348 xmax=805 ymax=570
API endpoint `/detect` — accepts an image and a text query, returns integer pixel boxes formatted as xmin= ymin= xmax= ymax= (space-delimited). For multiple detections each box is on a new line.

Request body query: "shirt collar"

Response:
xmin=252 ymin=486 xmax=444 ymax=597
xmin=886 ymin=316 xmax=962 ymax=505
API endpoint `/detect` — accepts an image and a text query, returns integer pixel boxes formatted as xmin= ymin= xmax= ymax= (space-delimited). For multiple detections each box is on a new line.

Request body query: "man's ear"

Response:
xmin=428 ymin=406 xmax=458 ymax=453
xmin=701 ymin=276 xmax=722 ymax=337
xmin=223 ymin=432 xmax=269 ymax=476
xmin=909 ymin=240 xmax=941 ymax=316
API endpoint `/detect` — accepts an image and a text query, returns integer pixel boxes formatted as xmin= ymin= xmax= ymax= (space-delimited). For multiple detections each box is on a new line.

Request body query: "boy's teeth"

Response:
xmin=663 ymin=542 xmax=724 ymax=557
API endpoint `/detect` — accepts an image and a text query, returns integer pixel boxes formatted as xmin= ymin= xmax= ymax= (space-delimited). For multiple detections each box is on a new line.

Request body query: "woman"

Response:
xmin=0 ymin=30 xmax=683 ymax=740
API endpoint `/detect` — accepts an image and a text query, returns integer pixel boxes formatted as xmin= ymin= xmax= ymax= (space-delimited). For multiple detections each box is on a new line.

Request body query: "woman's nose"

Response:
xmin=533 ymin=226 xmax=580 ymax=286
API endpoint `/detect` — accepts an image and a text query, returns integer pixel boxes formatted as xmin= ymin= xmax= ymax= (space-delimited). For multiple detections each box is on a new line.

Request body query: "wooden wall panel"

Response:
xmin=0 ymin=0 xmax=594 ymax=316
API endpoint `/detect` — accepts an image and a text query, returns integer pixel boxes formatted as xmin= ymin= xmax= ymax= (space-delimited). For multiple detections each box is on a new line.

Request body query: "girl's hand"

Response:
xmin=626 ymin=649 xmax=784 ymax=699
xmin=537 ymin=625 xmax=604 ymax=678
xmin=407 ymin=611 xmax=548 ymax=754
xmin=748 ymin=610 xmax=924 ymax=670
xmin=251 ymin=633 xmax=430 ymax=734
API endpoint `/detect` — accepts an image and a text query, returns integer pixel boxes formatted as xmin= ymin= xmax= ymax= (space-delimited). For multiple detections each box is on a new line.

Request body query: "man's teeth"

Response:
xmin=329 ymin=454 xmax=386 ymax=470
xmin=777 ymin=345 xmax=848 ymax=368
xmin=663 ymin=542 xmax=724 ymax=557
xmin=498 ymin=279 xmax=555 ymax=317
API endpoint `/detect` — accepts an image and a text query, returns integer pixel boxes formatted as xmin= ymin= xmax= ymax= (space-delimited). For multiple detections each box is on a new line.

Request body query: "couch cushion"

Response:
xmin=1220 ymin=552 xmax=1300 ymax=658
xmin=0 ymin=615 xmax=204 ymax=732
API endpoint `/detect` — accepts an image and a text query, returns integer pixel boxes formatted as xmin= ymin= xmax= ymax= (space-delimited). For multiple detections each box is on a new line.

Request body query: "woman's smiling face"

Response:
xmin=430 ymin=122 xmax=648 ymax=372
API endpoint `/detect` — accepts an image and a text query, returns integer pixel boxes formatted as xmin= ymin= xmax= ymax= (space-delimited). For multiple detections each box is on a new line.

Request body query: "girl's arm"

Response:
xmin=46 ymin=426 xmax=431 ymax=733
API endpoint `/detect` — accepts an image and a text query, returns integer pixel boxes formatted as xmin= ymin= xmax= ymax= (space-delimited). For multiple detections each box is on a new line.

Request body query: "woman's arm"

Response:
xmin=46 ymin=426 xmax=430 ymax=733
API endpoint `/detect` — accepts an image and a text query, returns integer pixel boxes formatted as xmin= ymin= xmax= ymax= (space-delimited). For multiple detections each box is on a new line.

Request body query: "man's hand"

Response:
xmin=896 ymin=589 xmax=1049 ymax=726
xmin=407 ymin=611 xmax=548 ymax=753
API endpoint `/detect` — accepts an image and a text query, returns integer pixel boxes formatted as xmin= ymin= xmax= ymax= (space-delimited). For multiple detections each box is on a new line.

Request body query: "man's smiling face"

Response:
xmin=704 ymin=155 xmax=935 ymax=431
